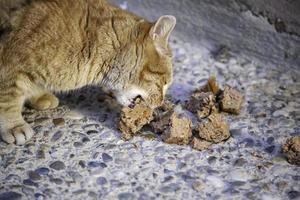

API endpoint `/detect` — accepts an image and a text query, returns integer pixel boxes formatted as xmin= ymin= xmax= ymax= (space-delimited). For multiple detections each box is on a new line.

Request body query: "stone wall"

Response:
xmin=110 ymin=0 xmax=300 ymax=68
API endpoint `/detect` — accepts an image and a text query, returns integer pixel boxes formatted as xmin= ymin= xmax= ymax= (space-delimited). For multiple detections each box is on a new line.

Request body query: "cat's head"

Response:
xmin=113 ymin=15 xmax=176 ymax=108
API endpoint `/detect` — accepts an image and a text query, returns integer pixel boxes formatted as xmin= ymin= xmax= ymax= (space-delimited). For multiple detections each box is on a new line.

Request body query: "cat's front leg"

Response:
xmin=0 ymin=86 xmax=34 ymax=145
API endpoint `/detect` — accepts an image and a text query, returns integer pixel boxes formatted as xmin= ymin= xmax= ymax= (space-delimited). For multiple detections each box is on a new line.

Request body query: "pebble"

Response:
xmin=102 ymin=153 xmax=113 ymax=162
xmin=49 ymin=161 xmax=66 ymax=170
xmin=264 ymin=145 xmax=275 ymax=154
xmin=228 ymin=169 xmax=253 ymax=182
xmin=78 ymin=160 xmax=86 ymax=168
xmin=88 ymin=161 xmax=102 ymax=168
xmin=206 ymin=176 xmax=224 ymax=188
xmin=35 ymin=167 xmax=50 ymax=176
xmin=50 ymin=178 xmax=63 ymax=185
xmin=192 ymin=181 xmax=204 ymax=191
xmin=23 ymin=179 xmax=38 ymax=187
xmin=28 ymin=171 xmax=42 ymax=181
xmin=159 ymin=183 xmax=181 ymax=193
xmin=234 ymin=158 xmax=247 ymax=167
xmin=118 ymin=193 xmax=135 ymax=200
xmin=287 ymin=191 xmax=300 ymax=199
xmin=96 ymin=177 xmax=108 ymax=185
xmin=230 ymin=129 xmax=243 ymax=137
xmin=242 ymin=138 xmax=254 ymax=147
xmin=0 ymin=192 xmax=22 ymax=200
xmin=53 ymin=118 xmax=65 ymax=126
xmin=51 ymin=131 xmax=63 ymax=142
xmin=207 ymin=156 xmax=217 ymax=165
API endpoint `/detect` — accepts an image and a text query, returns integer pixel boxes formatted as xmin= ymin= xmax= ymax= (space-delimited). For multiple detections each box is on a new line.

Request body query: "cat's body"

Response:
xmin=0 ymin=0 xmax=176 ymax=144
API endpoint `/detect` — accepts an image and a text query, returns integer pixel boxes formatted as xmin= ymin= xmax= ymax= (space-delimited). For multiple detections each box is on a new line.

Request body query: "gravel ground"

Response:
xmin=0 ymin=37 xmax=299 ymax=200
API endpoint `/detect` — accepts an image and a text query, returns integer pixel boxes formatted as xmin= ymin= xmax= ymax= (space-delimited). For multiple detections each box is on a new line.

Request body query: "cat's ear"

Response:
xmin=150 ymin=15 xmax=176 ymax=55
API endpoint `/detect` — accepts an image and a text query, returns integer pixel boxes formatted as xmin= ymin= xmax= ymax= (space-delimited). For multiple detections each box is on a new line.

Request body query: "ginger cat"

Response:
xmin=0 ymin=0 xmax=176 ymax=145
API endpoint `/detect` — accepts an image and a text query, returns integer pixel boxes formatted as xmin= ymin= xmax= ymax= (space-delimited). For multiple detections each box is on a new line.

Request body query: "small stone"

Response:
xmin=206 ymin=176 xmax=224 ymax=188
xmin=78 ymin=160 xmax=86 ymax=168
xmin=162 ymin=176 xmax=174 ymax=183
xmin=118 ymin=192 xmax=135 ymax=200
xmin=230 ymin=129 xmax=243 ymax=138
xmin=264 ymin=145 xmax=275 ymax=154
xmin=283 ymin=136 xmax=300 ymax=165
xmin=96 ymin=177 xmax=107 ymax=185
xmin=192 ymin=181 xmax=204 ymax=191
xmin=267 ymin=137 xmax=275 ymax=144
xmin=228 ymin=169 xmax=252 ymax=182
xmin=102 ymin=153 xmax=113 ymax=162
xmin=88 ymin=161 xmax=101 ymax=168
xmin=73 ymin=189 xmax=86 ymax=195
xmin=287 ymin=191 xmax=300 ymax=199
xmin=0 ymin=192 xmax=22 ymax=200
xmin=51 ymin=131 xmax=63 ymax=142
xmin=219 ymin=85 xmax=243 ymax=114
xmin=276 ymin=181 xmax=288 ymax=190
xmin=50 ymin=178 xmax=63 ymax=185
xmin=36 ymin=150 xmax=46 ymax=159
xmin=34 ymin=117 xmax=51 ymax=126
xmin=159 ymin=183 xmax=181 ymax=193
xmin=35 ymin=167 xmax=49 ymax=176
xmin=292 ymin=175 xmax=300 ymax=181
xmin=52 ymin=118 xmax=65 ymax=126
xmin=275 ymin=19 xmax=286 ymax=33
xmin=228 ymin=181 xmax=246 ymax=187
xmin=34 ymin=193 xmax=45 ymax=199
xmin=155 ymin=157 xmax=166 ymax=164
xmin=191 ymin=137 xmax=212 ymax=151
xmin=82 ymin=137 xmax=90 ymax=143
xmin=87 ymin=130 xmax=98 ymax=135
xmin=197 ymin=113 xmax=230 ymax=143
xmin=242 ymin=138 xmax=254 ymax=147
xmin=234 ymin=158 xmax=247 ymax=167
xmin=88 ymin=191 xmax=97 ymax=198
xmin=49 ymin=161 xmax=66 ymax=170
xmin=23 ymin=179 xmax=38 ymax=187
xmin=88 ymin=161 xmax=107 ymax=168
xmin=28 ymin=171 xmax=41 ymax=181
xmin=207 ymin=156 xmax=217 ymax=165
xmin=73 ymin=142 xmax=83 ymax=148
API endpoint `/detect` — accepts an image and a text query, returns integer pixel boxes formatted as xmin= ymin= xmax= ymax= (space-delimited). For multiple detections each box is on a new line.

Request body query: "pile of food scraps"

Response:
xmin=119 ymin=76 xmax=244 ymax=151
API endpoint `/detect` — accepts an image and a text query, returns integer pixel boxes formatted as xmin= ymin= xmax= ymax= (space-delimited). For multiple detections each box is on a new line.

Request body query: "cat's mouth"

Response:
xmin=128 ymin=95 xmax=143 ymax=109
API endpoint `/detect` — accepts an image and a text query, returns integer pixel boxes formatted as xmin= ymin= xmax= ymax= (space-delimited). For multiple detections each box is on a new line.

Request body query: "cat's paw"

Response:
xmin=30 ymin=93 xmax=59 ymax=110
xmin=1 ymin=123 xmax=34 ymax=145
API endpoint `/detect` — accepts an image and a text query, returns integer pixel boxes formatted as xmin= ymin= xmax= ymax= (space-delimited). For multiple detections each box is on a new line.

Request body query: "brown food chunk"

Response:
xmin=119 ymin=98 xmax=153 ymax=140
xmin=199 ymin=76 xmax=220 ymax=95
xmin=219 ymin=85 xmax=243 ymax=114
xmin=191 ymin=137 xmax=212 ymax=151
xmin=151 ymin=110 xmax=173 ymax=133
xmin=197 ymin=113 xmax=230 ymax=143
xmin=283 ymin=136 xmax=300 ymax=166
xmin=187 ymin=92 xmax=217 ymax=119
xmin=153 ymin=100 xmax=175 ymax=121
xmin=152 ymin=111 xmax=192 ymax=145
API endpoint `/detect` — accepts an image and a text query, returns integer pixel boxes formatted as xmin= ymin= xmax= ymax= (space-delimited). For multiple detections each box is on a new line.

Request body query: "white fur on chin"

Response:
xmin=115 ymin=85 xmax=148 ymax=107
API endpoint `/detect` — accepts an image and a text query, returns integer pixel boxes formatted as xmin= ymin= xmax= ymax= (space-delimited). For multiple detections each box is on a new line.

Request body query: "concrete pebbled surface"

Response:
xmin=1 ymin=37 xmax=300 ymax=200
